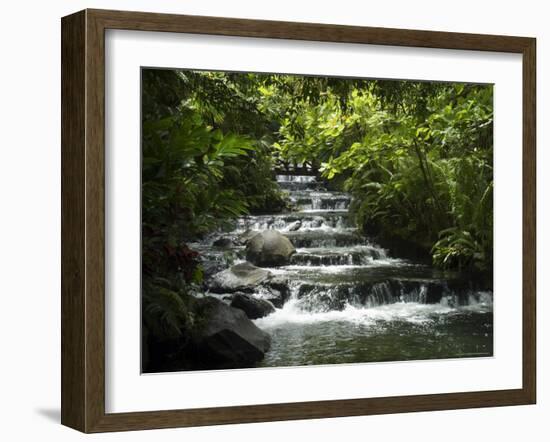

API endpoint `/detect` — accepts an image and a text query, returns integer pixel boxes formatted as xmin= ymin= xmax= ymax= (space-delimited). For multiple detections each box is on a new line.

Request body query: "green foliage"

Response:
xmin=259 ymin=78 xmax=369 ymax=169
xmin=141 ymin=70 xmax=290 ymax=349
xmin=142 ymin=69 xmax=289 ymax=280
xmin=269 ymin=78 xmax=493 ymax=271
xmin=432 ymin=228 xmax=486 ymax=270
xmin=143 ymin=110 xmax=251 ymax=236
xmin=142 ymin=282 xmax=192 ymax=341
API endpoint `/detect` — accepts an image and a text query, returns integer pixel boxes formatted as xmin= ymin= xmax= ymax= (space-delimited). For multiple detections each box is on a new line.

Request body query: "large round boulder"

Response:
xmin=246 ymin=230 xmax=296 ymax=267
xmin=230 ymin=293 xmax=276 ymax=319
xmin=207 ymin=262 xmax=272 ymax=293
xmin=192 ymin=297 xmax=271 ymax=368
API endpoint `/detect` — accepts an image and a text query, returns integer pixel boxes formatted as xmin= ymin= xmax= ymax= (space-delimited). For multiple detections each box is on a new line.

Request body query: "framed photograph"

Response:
xmin=61 ymin=9 xmax=536 ymax=433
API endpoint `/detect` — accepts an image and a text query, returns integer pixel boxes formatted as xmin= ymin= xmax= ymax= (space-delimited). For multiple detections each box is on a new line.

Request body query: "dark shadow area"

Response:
xmin=35 ymin=408 xmax=60 ymax=423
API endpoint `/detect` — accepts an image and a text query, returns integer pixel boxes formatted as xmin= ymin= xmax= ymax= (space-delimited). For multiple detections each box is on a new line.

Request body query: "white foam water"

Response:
xmin=255 ymin=291 xmax=493 ymax=329
xmin=275 ymin=175 xmax=317 ymax=183
xmin=280 ymin=261 xmax=406 ymax=273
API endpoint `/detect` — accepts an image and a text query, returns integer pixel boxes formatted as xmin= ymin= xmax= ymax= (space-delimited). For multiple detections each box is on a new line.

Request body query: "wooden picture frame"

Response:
xmin=61 ymin=8 xmax=536 ymax=433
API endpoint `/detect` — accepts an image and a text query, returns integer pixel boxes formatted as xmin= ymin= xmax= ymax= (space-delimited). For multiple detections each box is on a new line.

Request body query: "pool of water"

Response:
xmin=256 ymin=302 xmax=493 ymax=367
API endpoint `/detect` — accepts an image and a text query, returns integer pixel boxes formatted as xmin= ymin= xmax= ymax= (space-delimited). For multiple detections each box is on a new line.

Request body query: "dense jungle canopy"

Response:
xmin=142 ymin=69 xmax=493 ymax=272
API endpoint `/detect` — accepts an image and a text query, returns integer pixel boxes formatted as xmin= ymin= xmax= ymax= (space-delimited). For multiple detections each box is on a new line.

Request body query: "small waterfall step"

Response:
xmin=271 ymin=263 xmax=444 ymax=284
xmin=275 ymin=175 xmax=318 ymax=182
xmin=266 ymin=263 xmax=492 ymax=313
xmin=235 ymin=211 xmax=352 ymax=232
xmin=277 ymin=181 xmax=325 ymax=191
xmin=276 ymin=174 xmax=325 ymax=192
xmin=289 ymin=191 xmax=351 ymax=211
xmin=284 ymin=229 xmax=364 ymax=248
xmin=290 ymin=245 xmax=388 ymax=266
xmin=290 ymin=279 xmax=492 ymax=313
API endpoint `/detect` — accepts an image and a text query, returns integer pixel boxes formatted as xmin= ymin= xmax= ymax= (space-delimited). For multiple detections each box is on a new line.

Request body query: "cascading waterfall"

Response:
xmin=200 ymin=173 xmax=493 ymax=366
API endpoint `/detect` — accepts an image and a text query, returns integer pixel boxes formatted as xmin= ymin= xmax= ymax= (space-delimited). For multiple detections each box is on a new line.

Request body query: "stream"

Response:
xmin=195 ymin=174 xmax=493 ymax=368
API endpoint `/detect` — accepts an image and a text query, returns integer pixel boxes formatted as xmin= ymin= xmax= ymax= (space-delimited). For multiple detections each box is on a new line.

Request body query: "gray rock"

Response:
xmin=261 ymin=276 xmax=291 ymax=307
xmin=236 ymin=229 xmax=259 ymax=246
xmin=208 ymin=262 xmax=272 ymax=293
xmin=201 ymin=259 xmax=226 ymax=280
xmin=193 ymin=297 xmax=271 ymax=367
xmin=246 ymin=230 xmax=296 ymax=267
xmin=258 ymin=287 xmax=285 ymax=308
xmin=231 ymin=293 xmax=276 ymax=319
xmin=205 ymin=293 xmax=235 ymax=305
xmin=212 ymin=237 xmax=233 ymax=248
xmin=287 ymin=220 xmax=302 ymax=232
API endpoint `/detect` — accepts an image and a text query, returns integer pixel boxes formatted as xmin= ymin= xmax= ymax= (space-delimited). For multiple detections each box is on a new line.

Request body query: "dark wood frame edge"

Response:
xmin=61 ymin=8 xmax=536 ymax=433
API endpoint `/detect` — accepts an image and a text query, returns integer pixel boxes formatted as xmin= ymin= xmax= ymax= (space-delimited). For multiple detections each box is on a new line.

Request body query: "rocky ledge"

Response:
xmin=191 ymin=297 xmax=271 ymax=368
